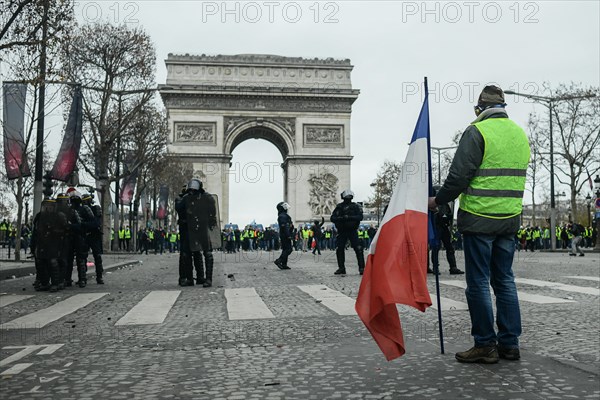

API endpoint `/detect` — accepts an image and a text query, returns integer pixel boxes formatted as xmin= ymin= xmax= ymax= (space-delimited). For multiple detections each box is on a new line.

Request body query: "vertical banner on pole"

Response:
xmin=2 ymin=83 xmax=31 ymax=179
xmin=50 ymin=86 xmax=82 ymax=181
xmin=157 ymin=184 xmax=169 ymax=220
xmin=120 ymin=168 xmax=138 ymax=206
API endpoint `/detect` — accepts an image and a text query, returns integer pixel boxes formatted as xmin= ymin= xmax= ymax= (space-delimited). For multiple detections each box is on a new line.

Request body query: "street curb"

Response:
xmin=0 ymin=259 xmax=142 ymax=281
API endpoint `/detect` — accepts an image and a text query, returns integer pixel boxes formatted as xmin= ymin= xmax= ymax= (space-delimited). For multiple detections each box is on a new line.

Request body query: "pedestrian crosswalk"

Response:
xmin=0 ymin=293 xmax=108 ymax=329
xmin=225 ymin=288 xmax=274 ymax=320
xmin=115 ymin=291 xmax=181 ymax=326
xmin=0 ymin=295 xmax=33 ymax=308
xmin=0 ymin=276 xmax=597 ymax=329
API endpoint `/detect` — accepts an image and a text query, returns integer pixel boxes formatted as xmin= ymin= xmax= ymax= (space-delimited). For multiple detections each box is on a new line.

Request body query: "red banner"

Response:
xmin=50 ymin=87 xmax=83 ymax=181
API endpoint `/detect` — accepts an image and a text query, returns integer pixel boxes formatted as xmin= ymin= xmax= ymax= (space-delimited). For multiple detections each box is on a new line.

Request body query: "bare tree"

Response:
xmin=531 ymin=83 xmax=600 ymax=218
xmin=369 ymin=160 xmax=402 ymax=217
xmin=60 ymin=22 xmax=157 ymax=250
xmin=0 ymin=0 xmax=73 ymax=52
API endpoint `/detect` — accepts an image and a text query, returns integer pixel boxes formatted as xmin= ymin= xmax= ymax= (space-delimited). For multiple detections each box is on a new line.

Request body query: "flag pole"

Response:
xmin=424 ymin=76 xmax=445 ymax=354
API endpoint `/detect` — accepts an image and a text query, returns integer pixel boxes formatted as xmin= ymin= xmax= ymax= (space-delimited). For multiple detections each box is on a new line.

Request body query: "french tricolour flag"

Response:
xmin=355 ymin=80 xmax=433 ymax=361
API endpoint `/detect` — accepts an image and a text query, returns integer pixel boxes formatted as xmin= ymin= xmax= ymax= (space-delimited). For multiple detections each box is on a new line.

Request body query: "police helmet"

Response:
xmin=276 ymin=201 xmax=291 ymax=212
xmin=56 ymin=193 xmax=69 ymax=204
xmin=341 ymin=189 xmax=354 ymax=200
xmin=187 ymin=178 xmax=202 ymax=191
xmin=82 ymin=193 xmax=94 ymax=203
xmin=67 ymin=189 xmax=81 ymax=199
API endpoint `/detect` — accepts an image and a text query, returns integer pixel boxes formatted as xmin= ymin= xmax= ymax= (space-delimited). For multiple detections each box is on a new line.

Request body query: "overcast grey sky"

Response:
xmin=63 ymin=1 xmax=600 ymax=224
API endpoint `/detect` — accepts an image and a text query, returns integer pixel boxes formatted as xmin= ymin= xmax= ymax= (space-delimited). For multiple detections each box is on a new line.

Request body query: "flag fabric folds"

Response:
xmin=2 ymin=83 xmax=31 ymax=179
xmin=50 ymin=87 xmax=83 ymax=181
xmin=355 ymin=86 xmax=433 ymax=361
xmin=120 ymin=167 xmax=138 ymax=206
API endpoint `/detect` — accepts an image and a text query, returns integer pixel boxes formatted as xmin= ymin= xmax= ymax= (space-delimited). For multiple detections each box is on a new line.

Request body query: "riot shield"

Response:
xmin=36 ymin=201 xmax=68 ymax=259
xmin=208 ymin=194 xmax=221 ymax=249
xmin=185 ymin=192 xmax=220 ymax=251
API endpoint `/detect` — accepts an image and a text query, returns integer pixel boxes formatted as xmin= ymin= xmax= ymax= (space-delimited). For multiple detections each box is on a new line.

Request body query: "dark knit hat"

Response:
xmin=477 ymin=85 xmax=505 ymax=106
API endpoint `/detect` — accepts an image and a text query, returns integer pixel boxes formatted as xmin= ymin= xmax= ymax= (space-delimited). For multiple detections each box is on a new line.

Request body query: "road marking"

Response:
xmin=563 ymin=276 xmax=600 ymax=282
xmin=1 ymin=344 xmax=65 ymax=368
xmin=429 ymin=294 xmax=469 ymax=311
xmin=0 ymin=293 xmax=108 ymax=329
xmin=0 ymin=295 xmax=34 ymax=308
xmin=515 ymin=278 xmax=599 ymax=296
xmin=298 ymin=285 xmax=356 ymax=316
xmin=1 ymin=363 xmax=33 ymax=375
xmin=0 ymin=346 xmax=42 ymax=367
xmin=439 ymin=280 xmax=577 ymax=304
xmin=36 ymin=344 xmax=64 ymax=355
xmin=224 ymin=288 xmax=274 ymax=320
xmin=115 ymin=291 xmax=180 ymax=325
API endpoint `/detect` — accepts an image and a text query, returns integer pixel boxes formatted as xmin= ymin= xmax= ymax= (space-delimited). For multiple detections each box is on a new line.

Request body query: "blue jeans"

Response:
xmin=463 ymin=233 xmax=521 ymax=349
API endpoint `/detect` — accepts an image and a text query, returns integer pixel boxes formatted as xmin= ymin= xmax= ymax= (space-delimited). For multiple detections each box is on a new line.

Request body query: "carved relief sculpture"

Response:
xmin=304 ymin=125 xmax=343 ymax=145
xmin=308 ymin=173 xmax=339 ymax=217
xmin=175 ymin=122 xmax=216 ymax=143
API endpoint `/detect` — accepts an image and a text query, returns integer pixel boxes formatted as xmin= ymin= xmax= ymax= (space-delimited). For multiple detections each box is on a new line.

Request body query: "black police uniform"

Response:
xmin=274 ymin=207 xmax=293 ymax=270
xmin=176 ymin=187 xmax=217 ymax=287
xmin=83 ymin=197 xmax=104 ymax=283
xmin=330 ymin=198 xmax=365 ymax=274
xmin=69 ymin=198 xmax=95 ymax=287
xmin=430 ymin=202 xmax=463 ymax=274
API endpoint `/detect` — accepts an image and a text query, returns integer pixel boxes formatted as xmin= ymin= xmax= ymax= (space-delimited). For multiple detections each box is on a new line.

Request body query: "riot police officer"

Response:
xmin=67 ymin=189 xmax=95 ymax=287
xmin=330 ymin=189 xmax=365 ymax=275
xmin=430 ymin=186 xmax=464 ymax=275
xmin=82 ymin=193 xmax=104 ymax=284
xmin=274 ymin=202 xmax=292 ymax=270
xmin=176 ymin=179 xmax=218 ymax=287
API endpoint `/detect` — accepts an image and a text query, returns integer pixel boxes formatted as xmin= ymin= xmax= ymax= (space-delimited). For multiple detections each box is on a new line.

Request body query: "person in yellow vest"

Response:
xmin=169 ymin=230 xmax=177 ymax=252
xmin=124 ymin=226 xmax=132 ymax=251
xmin=0 ymin=218 xmax=8 ymax=247
xmin=542 ymin=226 xmax=550 ymax=249
xmin=429 ymin=85 xmax=529 ymax=364
xmin=301 ymin=226 xmax=309 ymax=252
xmin=118 ymin=226 xmax=125 ymax=251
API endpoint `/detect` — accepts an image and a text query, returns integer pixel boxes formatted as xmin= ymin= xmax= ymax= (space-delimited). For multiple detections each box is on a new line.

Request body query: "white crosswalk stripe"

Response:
xmin=439 ymin=280 xmax=577 ymax=304
xmin=115 ymin=290 xmax=181 ymax=326
xmin=298 ymin=285 xmax=357 ymax=316
xmin=563 ymin=276 xmax=600 ymax=283
xmin=0 ymin=293 xmax=108 ymax=329
xmin=0 ymin=363 xmax=32 ymax=376
xmin=0 ymin=295 xmax=33 ymax=308
xmin=429 ymin=294 xmax=469 ymax=311
xmin=515 ymin=278 xmax=599 ymax=296
xmin=225 ymin=288 xmax=274 ymax=320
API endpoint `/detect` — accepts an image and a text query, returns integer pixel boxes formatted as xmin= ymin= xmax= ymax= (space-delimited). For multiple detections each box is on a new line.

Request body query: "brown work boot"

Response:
xmin=455 ymin=345 xmax=499 ymax=364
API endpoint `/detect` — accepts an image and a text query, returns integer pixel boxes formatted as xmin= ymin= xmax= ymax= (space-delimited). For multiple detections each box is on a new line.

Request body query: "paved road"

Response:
xmin=0 ymin=249 xmax=598 ymax=399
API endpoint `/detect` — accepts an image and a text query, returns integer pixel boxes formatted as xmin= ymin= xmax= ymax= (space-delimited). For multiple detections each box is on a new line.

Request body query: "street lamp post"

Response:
xmin=586 ymin=194 xmax=592 ymax=227
xmin=23 ymin=192 xmax=30 ymax=225
xmin=504 ymin=90 xmax=596 ymax=251
xmin=370 ymin=181 xmax=381 ymax=225
xmin=431 ymin=146 xmax=458 ymax=185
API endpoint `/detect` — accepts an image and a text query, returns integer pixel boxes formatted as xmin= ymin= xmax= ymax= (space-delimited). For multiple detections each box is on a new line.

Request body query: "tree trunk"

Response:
xmin=14 ymin=176 xmax=23 ymax=261
xmin=98 ymin=177 xmax=112 ymax=252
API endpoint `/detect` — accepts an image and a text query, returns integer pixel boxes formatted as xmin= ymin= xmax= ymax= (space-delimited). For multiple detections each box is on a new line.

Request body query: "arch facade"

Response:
xmin=159 ymin=54 xmax=360 ymax=225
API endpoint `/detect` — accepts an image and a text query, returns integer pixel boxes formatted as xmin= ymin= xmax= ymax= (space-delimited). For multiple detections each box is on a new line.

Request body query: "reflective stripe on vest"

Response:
xmin=459 ymin=118 xmax=530 ymax=219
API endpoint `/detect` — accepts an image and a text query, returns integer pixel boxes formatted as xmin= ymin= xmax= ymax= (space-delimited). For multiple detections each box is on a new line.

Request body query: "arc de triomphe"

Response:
xmin=159 ymin=54 xmax=360 ymax=225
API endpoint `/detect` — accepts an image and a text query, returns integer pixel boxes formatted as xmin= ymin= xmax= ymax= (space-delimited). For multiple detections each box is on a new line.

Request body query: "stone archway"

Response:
xmin=159 ymin=54 xmax=359 ymax=225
